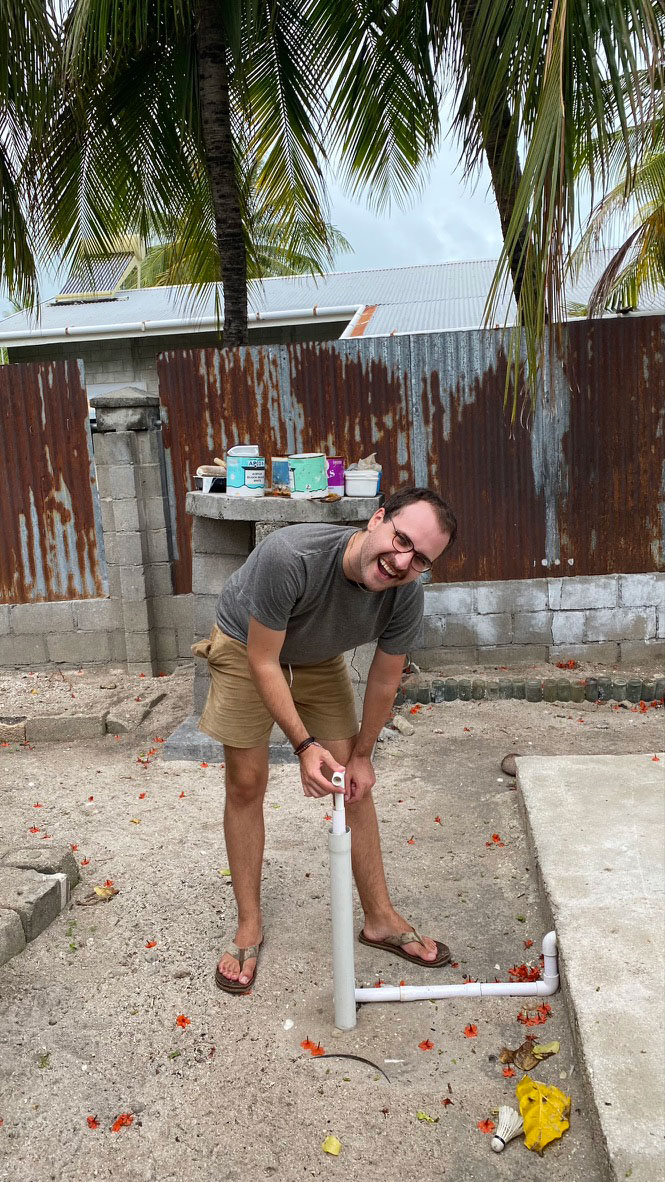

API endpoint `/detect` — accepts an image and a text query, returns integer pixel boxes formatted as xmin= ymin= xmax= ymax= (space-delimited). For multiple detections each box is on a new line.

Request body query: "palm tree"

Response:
xmin=570 ymin=81 xmax=665 ymax=315
xmin=0 ymin=0 xmax=54 ymax=308
xmin=426 ymin=0 xmax=664 ymax=393
xmin=35 ymin=0 xmax=438 ymax=344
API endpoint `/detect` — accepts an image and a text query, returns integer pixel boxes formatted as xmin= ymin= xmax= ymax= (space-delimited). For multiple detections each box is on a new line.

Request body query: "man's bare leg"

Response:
xmin=217 ymin=743 xmax=269 ymax=986
xmin=322 ymin=738 xmax=438 ymax=962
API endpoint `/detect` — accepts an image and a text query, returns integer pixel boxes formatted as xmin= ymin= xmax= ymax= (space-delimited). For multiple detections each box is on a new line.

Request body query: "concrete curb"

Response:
xmin=399 ymin=672 xmax=665 ymax=706
xmin=0 ymin=693 xmax=167 ymax=745
xmin=0 ymin=845 xmax=79 ymax=967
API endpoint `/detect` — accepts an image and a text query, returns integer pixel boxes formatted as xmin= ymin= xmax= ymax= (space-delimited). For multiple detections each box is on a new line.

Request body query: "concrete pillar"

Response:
xmin=90 ymin=387 xmax=170 ymax=675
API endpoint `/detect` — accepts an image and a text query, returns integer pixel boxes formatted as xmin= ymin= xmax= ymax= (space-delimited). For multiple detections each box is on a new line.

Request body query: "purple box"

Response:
xmin=326 ymin=456 xmax=345 ymax=490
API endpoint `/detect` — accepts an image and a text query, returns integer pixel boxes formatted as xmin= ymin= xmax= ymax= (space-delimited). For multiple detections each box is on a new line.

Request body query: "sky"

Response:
xmin=326 ymin=140 xmax=504 ymax=273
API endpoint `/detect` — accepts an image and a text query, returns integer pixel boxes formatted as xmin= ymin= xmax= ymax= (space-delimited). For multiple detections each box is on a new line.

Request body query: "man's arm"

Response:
xmin=345 ymin=647 xmax=405 ymax=801
xmin=247 ymin=616 xmax=344 ymax=797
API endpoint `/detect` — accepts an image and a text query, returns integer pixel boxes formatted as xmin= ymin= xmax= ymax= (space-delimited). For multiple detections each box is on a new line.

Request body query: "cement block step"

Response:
xmin=163 ymin=715 xmax=294 ymax=764
xmin=0 ymin=867 xmax=64 ymax=942
xmin=0 ymin=908 xmax=26 ymax=965
xmin=517 ymin=752 xmax=665 ymax=1182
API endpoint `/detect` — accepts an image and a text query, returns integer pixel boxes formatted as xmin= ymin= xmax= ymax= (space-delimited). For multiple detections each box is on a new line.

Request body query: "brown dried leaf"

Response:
xmin=499 ymin=1039 xmax=541 ymax=1071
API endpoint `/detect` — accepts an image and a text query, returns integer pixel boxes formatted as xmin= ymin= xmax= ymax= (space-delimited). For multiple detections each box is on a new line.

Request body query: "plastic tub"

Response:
xmin=344 ymin=469 xmax=380 ymax=497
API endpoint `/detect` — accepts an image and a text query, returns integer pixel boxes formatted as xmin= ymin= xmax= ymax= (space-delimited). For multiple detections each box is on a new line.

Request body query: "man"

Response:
xmin=195 ymin=486 xmax=457 ymax=993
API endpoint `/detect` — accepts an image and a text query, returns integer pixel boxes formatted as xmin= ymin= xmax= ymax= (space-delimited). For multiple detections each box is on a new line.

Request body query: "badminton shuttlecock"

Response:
xmin=491 ymin=1105 xmax=524 ymax=1152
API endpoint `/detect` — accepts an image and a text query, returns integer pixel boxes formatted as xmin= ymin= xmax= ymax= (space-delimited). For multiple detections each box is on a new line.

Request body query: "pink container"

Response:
xmin=326 ymin=456 xmax=345 ymax=493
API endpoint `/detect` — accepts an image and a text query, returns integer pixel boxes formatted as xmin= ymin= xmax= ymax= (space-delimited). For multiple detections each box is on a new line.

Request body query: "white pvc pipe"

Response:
xmin=354 ymin=931 xmax=559 ymax=1004
xmin=328 ymin=772 xmax=357 ymax=1030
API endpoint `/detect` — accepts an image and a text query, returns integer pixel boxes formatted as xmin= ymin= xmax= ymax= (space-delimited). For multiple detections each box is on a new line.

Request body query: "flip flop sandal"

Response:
xmin=358 ymin=927 xmax=451 ymax=968
xmin=215 ymin=941 xmax=262 ymax=994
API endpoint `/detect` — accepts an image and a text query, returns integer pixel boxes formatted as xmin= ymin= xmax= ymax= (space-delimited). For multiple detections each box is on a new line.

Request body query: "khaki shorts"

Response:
xmin=193 ymin=627 xmax=359 ymax=749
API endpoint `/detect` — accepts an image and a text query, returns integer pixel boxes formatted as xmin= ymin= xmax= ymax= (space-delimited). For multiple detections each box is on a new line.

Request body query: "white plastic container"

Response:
xmin=344 ymin=469 xmax=380 ymax=497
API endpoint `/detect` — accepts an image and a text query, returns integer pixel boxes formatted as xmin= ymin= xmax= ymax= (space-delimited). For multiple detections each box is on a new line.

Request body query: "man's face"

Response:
xmin=357 ymin=503 xmax=451 ymax=592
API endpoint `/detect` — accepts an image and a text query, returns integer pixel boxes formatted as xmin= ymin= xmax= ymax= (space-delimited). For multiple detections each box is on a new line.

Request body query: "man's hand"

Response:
xmin=299 ymin=744 xmax=346 ymax=798
xmin=343 ymin=752 xmax=376 ymax=803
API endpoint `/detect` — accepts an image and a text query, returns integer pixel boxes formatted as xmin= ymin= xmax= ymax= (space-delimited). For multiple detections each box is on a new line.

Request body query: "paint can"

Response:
xmin=271 ymin=457 xmax=294 ymax=492
xmin=287 ymin=452 xmax=328 ymax=498
xmin=226 ymin=445 xmax=265 ymax=497
xmin=326 ymin=456 xmax=345 ymax=495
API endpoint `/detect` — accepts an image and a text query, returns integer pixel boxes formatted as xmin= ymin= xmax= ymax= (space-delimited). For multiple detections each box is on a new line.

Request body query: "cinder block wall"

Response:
xmin=414 ymin=574 xmax=665 ymax=668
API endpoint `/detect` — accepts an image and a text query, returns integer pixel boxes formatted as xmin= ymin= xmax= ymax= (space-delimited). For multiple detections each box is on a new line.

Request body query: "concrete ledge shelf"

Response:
xmin=186 ymin=492 xmax=381 ymax=522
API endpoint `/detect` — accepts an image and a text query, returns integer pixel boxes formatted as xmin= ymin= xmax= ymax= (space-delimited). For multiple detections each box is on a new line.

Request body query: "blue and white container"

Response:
xmin=226 ymin=445 xmax=265 ymax=497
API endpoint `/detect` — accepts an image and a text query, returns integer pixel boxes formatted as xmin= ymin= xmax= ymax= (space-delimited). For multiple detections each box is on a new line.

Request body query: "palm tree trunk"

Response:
xmin=194 ymin=0 xmax=248 ymax=346
xmin=483 ymin=105 xmax=529 ymax=302
xmin=458 ymin=0 xmax=529 ymax=302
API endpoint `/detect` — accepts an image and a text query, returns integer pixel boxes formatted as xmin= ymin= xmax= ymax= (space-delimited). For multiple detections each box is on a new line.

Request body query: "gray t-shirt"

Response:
xmin=216 ymin=523 xmax=423 ymax=665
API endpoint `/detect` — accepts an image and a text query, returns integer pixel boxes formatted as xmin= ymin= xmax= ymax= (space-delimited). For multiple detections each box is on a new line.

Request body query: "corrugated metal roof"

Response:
xmin=1 ymin=254 xmax=662 ymax=346
xmin=58 ymin=253 xmax=135 ymax=296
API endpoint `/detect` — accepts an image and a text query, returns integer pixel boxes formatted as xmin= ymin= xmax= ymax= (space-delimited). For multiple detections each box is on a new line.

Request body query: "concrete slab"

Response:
xmin=162 ymin=714 xmax=293 ymax=764
xmin=517 ymin=752 xmax=665 ymax=1182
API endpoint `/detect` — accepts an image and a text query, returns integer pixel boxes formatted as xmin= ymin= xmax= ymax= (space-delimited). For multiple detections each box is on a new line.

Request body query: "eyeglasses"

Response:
xmin=388 ymin=521 xmax=433 ymax=573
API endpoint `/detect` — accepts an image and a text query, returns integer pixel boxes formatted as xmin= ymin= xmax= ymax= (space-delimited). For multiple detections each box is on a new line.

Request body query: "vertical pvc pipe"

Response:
xmin=328 ymin=772 xmax=356 ymax=1030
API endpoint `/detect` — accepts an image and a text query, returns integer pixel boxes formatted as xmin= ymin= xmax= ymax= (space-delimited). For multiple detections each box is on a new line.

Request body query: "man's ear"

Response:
xmin=366 ymin=507 xmax=386 ymax=533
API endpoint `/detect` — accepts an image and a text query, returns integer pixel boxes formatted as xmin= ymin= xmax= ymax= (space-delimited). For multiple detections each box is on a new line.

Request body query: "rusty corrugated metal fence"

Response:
xmin=158 ymin=316 xmax=665 ymax=594
xmin=0 ymin=360 xmax=107 ymax=603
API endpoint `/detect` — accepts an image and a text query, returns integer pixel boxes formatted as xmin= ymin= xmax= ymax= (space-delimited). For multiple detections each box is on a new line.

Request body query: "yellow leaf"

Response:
xmin=416 ymin=1111 xmax=439 ymax=1123
xmin=218 ymin=868 xmax=232 ymax=877
xmin=516 ymin=1075 xmax=570 ymax=1154
xmin=92 ymin=886 xmax=119 ymax=899
xmin=322 ymin=1135 xmax=341 ymax=1156
xmin=130 ymin=818 xmax=141 ymax=824
xmin=532 ymin=1041 xmax=560 ymax=1060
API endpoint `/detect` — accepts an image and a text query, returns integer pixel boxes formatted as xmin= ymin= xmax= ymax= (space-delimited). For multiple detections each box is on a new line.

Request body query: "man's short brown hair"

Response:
xmin=382 ymin=486 xmax=457 ymax=549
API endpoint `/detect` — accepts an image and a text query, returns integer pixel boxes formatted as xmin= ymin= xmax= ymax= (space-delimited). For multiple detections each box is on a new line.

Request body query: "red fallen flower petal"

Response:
xmin=300 ymin=1038 xmax=316 ymax=1051
xmin=88 ymin=796 xmax=94 ymax=802
xmin=179 ymin=791 xmax=186 ymax=799
xmin=324 ymin=814 xmax=332 ymax=822
xmin=450 ymin=961 xmax=459 ymax=968
xmin=145 ymin=941 xmax=157 ymax=949
xmin=104 ymin=879 xmax=114 ymax=888
xmin=517 ymin=1002 xmax=551 ymax=1026
xmin=407 ymin=836 xmax=416 ymax=845
xmin=652 ymin=755 xmax=660 ymax=761
xmin=200 ymin=762 xmax=208 ymax=768
xmin=41 ymin=833 xmax=52 ymax=839
xmin=477 ymin=1119 xmax=496 ymax=1134
xmin=463 ymin=726 xmax=471 ymax=732
xmin=86 ymin=1115 xmax=100 ymax=1129
xmin=80 ymin=858 xmax=90 ymax=866
xmin=33 ymin=803 xmax=43 ymax=808
xmin=310 ymin=1043 xmax=326 ymax=1057
xmin=491 ymin=834 xmax=502 ymax=844
xmin=111 ymin=1113 xmax=133 ymax=1132
xmin=176 ymin=1014 xmax=191 ymax=1028
xmin=464 ymin=1024 xmax=478 ymax=1038
xmin=399 ymin=980 xmax=406 ymax=987
xmin=409 ymin=704 xmax=422 ymax=714
xmin=29 ymin=826 xmax=40 ymax=834
xmin=418 ymin=1039 xmax=434 ymax=1051
xmin=154 ymin=736 xmax=165 ymax=742
xmin=523 ymin=938 xmax=534 ymax=949
xmin=441 ymin=1097 xmax=453 ymax=1107
xmin=70 ymin=844 xmax=78 ymax=852
xmin=139 ymin=792 xmax=146 ymax=800
xmin=508 ymin=963 xmax=541 ymax=982
xmin=502 ymin=1067 xmax=516 ymax=1077
xmin=434 ymin=816 xmax=442 ymax=824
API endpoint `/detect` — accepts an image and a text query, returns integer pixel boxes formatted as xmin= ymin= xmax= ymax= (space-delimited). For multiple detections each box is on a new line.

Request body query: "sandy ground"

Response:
xmin=0 ymin=669 xmax=662 ymax=1182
